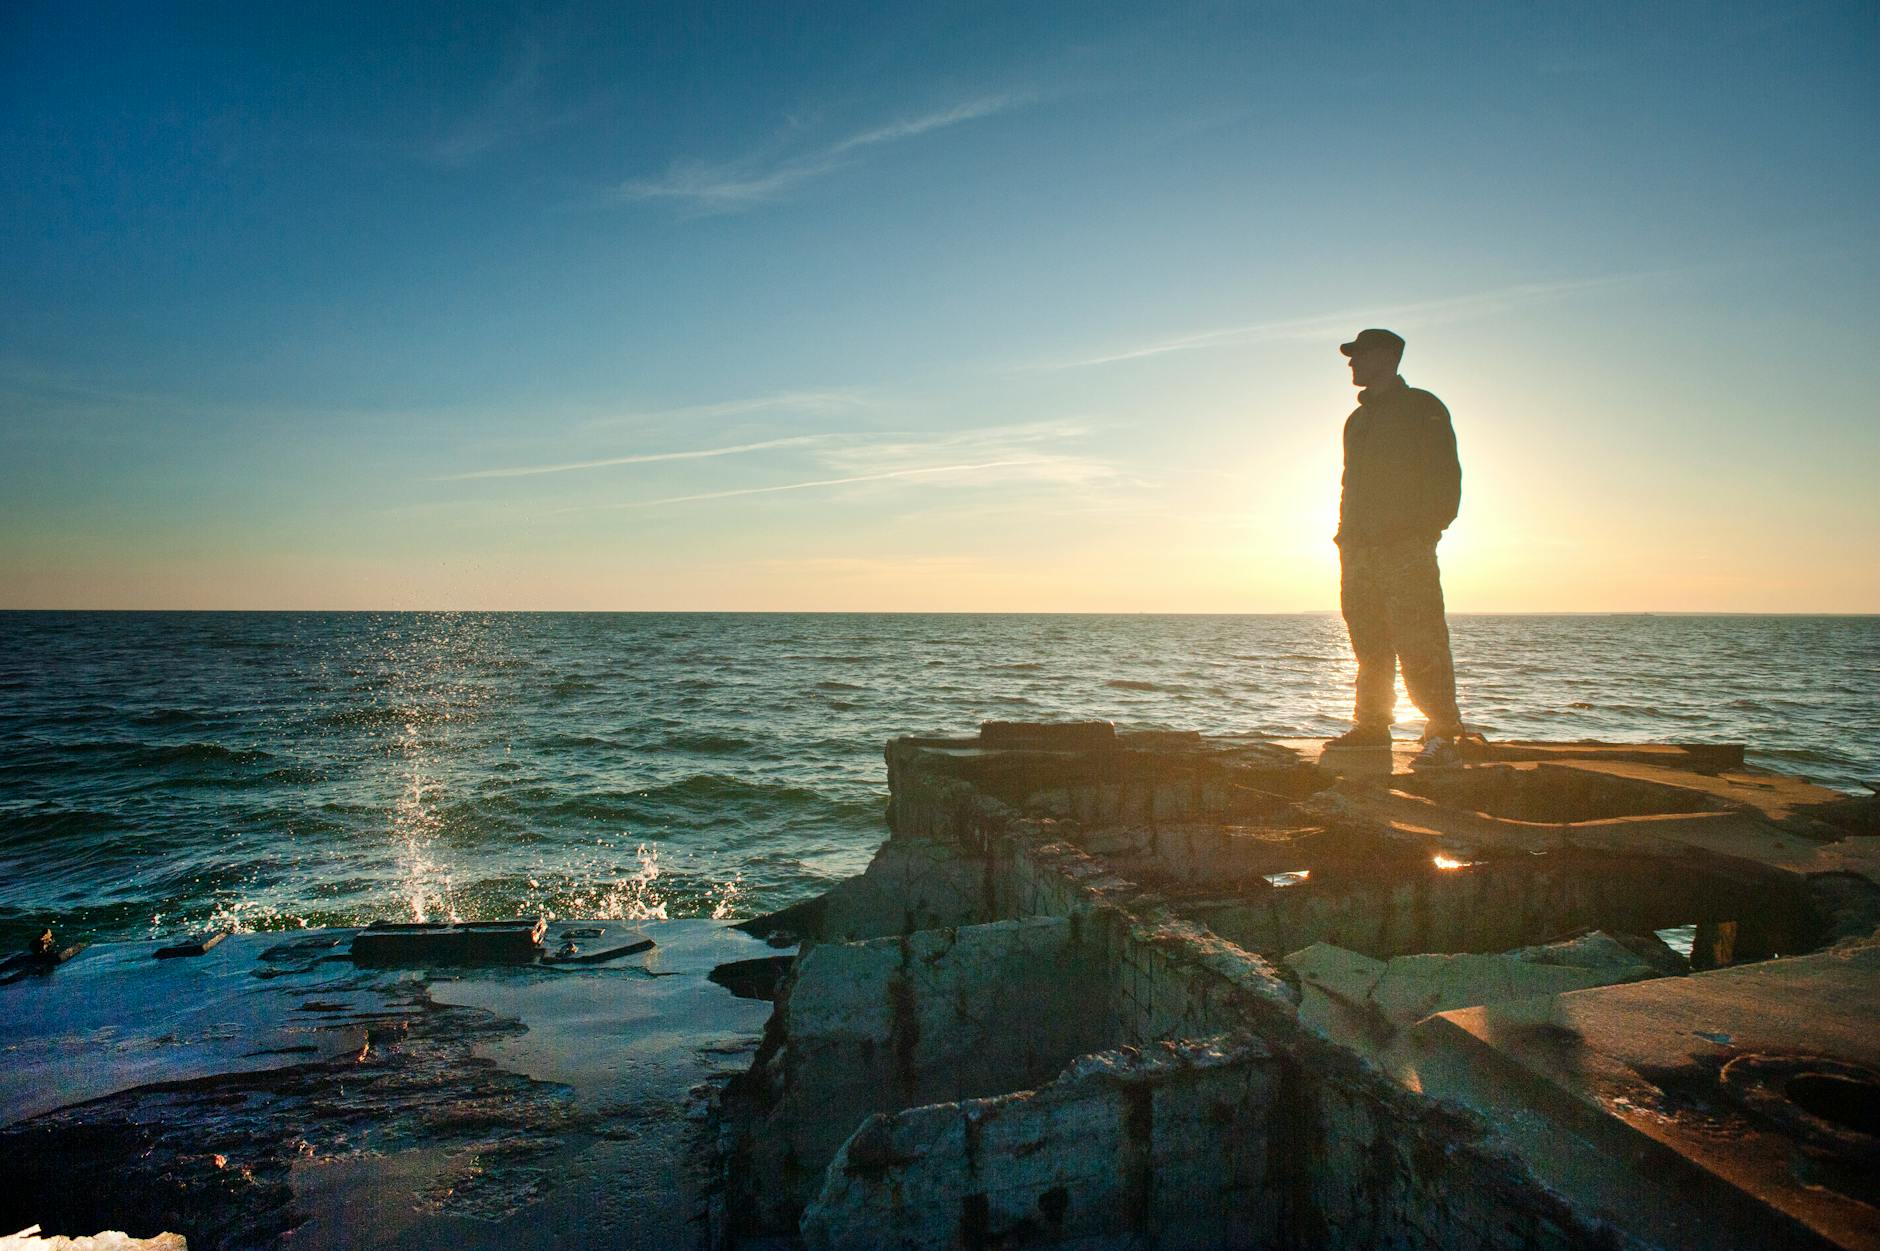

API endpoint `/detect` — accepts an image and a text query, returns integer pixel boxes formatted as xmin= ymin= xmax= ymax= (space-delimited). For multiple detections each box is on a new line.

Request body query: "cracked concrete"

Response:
xmin=716 ymin=722 xmax=1880 ymax=1249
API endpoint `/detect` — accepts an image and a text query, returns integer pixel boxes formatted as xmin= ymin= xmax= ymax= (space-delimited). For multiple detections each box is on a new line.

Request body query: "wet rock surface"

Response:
xmin=0 ymin=921 xmax=777 ymax=1251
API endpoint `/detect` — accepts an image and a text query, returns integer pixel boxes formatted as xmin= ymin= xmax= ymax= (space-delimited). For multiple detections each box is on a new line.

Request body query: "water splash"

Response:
xmin=204 ymin=895 xmax=303 ymax=935
xmin=563 ymin=842 xmax=669 ymax=921
xmin=709 ymin=872 xmax=745 ymax=921
xmin=393 ymin=763 xmax=458 ymax=922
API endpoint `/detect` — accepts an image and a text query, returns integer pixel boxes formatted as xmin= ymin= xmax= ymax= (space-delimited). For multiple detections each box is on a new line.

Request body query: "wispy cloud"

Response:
xmin=562 ymin=458 xmax=1053 ymax=511
xmin=814 ymin=418 xmax=1114 ymax=488
xmin=437 ymin=435 xmax=829 ymax=481
xmin=456 ymin=415 xmax=1121 ymax=514
xmin=614 ymin=93 xmax=1028 ymax=212
xmin=582 ymin=389 xmax=869 ymax=429
xmin=1027 ymin=273 xmax=1654 ymax=371
xmin=431 ymin=37 xmax=597 ymax=167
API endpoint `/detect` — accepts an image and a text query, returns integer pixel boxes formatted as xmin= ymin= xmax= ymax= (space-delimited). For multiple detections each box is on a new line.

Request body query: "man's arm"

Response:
xmin=1411 ymin=397 xmax=1460 ymax=538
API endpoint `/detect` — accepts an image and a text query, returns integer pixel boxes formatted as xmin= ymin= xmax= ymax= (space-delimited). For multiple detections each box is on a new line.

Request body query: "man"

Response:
xmin=1324 ymin=328 xmax=1473 ymax=761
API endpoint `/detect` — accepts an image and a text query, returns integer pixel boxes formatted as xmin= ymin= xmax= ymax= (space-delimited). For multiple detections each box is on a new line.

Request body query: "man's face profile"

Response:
xmin=1347 ymin=346 xmax=1397 ymax=389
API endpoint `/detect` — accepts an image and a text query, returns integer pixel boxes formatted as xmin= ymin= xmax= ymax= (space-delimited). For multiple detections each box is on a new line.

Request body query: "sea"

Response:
xmin=2 ymin=612 xmax=1875 ymax=948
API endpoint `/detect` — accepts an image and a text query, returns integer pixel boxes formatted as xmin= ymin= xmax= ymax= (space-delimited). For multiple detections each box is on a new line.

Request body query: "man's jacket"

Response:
xmin=1335 ymin=374 xmax=1460 ymax=547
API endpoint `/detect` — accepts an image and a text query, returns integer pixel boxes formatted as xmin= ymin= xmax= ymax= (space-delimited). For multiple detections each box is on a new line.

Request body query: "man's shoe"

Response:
xmin=1324 ymin=726 xmax=1391 ymax=749
xmin=1411 ymin=736 xmax=1461 ymax=769
xmin=1420 ymin=726 xmax=1488 ymax=754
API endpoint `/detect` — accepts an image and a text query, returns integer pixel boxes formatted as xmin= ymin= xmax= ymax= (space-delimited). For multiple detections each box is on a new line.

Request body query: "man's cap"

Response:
xmin=1339 ymin=328 xmax=1405 ymax=357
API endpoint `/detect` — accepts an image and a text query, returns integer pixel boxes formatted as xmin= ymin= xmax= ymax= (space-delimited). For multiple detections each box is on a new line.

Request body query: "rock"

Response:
xmin=802 ymin=1038 xmax=1274 ymax=1251
xmin=152 ymin=930 xmax=229 ymax=960
xmin=1516 ymin=928 xmax=1686 ymax=977
xmin=737 ymin=837 xmax=985 ymax=945
xmin=1369 ymin=950 xmax=1636 ymax=1025
xmin=538 ymin=936 xmax=655 ymax=965
xmin=1286 ymin=942 xmax=1387 ymax=1005
xmin=1286 ymin=930 xmax=1675 ymax=1037
xmin=349 ymin=918 xmax=546 ymax=965
xmin=707 ymin=955 xmax=795 ymax=1001
xmin=2 ymin=1228 xmax=186 ymax=1250
xmin=978 ymin=721 xmax=1115 ymax=750
xmin=0 ymin=935 xmax=86 ymax=987
xmin=753 ymin=916 xmax=1119 ymax=1218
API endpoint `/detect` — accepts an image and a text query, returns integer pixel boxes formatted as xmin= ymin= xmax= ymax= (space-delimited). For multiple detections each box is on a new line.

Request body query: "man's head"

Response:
xmin=1340 ymin=328 xmax=1404 ymax=389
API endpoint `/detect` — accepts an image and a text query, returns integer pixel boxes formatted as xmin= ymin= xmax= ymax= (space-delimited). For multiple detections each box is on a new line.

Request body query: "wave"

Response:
xmin=661 ymin=731 xmax=757 ymax=754
xmin=534 ymin=732 xmax=630 ymax=751
xmin=412 ymin=773 xmax=879 ymax=832
xmin=637 ymin=774 xmax=834 ymax=811
xmin=0 ymin=805 xmax=127 ymax=847
xmin=157 ymin=764 xmax=324 ymax=790
xmin=152 ymin=742 xmax=275 ymax=766
xmin=127 ymin=708 xmax=220 ymax=728
xmin=1105 ymin=679 xmax=1163 ymax=691
xmin=1749 ymin=746 xmax=1847 ymax=766
xmin=31 ymin=740 xmax=277 ymax=769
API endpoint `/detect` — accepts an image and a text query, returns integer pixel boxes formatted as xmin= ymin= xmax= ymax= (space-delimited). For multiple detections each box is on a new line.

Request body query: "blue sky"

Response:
xmin=3 ymin=1 xmax=1876 ymax=609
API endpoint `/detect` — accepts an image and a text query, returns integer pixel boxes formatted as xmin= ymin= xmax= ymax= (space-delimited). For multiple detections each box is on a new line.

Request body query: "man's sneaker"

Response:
xmin=1412 ymin=736 xmax=1464 ymax=769
xmin=1420 ymin=727 xmax=1489 ymax=754
xmin=1324 ymin=726 xmax=1391 ymax=749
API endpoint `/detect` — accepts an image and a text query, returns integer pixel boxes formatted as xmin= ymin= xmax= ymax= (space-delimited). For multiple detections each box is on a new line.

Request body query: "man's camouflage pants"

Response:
xmin=1339 ymin=538 xmax=1464 ymax=734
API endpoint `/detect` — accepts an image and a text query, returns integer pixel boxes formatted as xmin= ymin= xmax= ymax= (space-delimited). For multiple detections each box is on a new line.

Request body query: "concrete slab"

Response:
xmin=1415 ymin=942 xmax=1880 ymax=1251
xmin=1287 ymin=932 xmax=1674 ymax=1063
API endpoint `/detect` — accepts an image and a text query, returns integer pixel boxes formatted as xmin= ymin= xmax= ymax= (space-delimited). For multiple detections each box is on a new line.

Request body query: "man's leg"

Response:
xmin=1340 ymin=545 xmax=1397 ymax=731
xmin=1378 ymin=540 xmax=1464 ymax=737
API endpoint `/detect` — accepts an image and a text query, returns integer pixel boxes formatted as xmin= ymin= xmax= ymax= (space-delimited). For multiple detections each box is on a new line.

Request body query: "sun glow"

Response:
xmin=1432 ymin=854 xmax=1474 ymax=870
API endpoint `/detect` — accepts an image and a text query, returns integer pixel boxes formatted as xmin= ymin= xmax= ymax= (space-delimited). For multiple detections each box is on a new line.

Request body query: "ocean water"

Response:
xmin=2 ymin=612 xmax=1875 ymax=946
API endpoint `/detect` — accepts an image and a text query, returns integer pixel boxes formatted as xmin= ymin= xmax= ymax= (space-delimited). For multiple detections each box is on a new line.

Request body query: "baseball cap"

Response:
xmin=1339 ymin=328 xmax=1405 ymax=357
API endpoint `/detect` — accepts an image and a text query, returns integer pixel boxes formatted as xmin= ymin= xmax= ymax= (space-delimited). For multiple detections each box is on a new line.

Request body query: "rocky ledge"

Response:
xmin=712 ymin=723 xmax=1880 ymax=1251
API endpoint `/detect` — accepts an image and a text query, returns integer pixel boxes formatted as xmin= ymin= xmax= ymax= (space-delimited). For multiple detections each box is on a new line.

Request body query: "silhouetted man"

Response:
xmin=1324 ymin=329 xmax=1472 ymax=761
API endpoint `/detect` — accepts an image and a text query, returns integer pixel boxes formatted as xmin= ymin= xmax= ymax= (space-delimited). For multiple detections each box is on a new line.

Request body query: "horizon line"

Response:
xmin=2 ymin=608 xmax=1876 ymax=618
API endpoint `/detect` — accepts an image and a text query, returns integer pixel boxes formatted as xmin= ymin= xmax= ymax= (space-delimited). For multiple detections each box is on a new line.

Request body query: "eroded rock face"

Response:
xmin=738 ymin=836 xmax=987 ymax=946
xmin=715 ymin=722 xmax=1880 ymax=1250
xmin=739 ymin=916 xmax=1119 ymax=1227
xmin=802 ymin=1037 xmax=1275 ymax=1251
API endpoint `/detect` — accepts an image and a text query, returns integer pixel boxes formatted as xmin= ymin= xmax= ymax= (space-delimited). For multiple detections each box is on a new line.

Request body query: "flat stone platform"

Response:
xmin=1417 ymin=943 xmax=1880 ymax=1251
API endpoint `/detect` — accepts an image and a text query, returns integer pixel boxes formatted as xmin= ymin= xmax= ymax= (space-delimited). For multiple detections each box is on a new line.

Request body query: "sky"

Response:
xmin=1 ymin=1 xmax=1876 ymax=611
